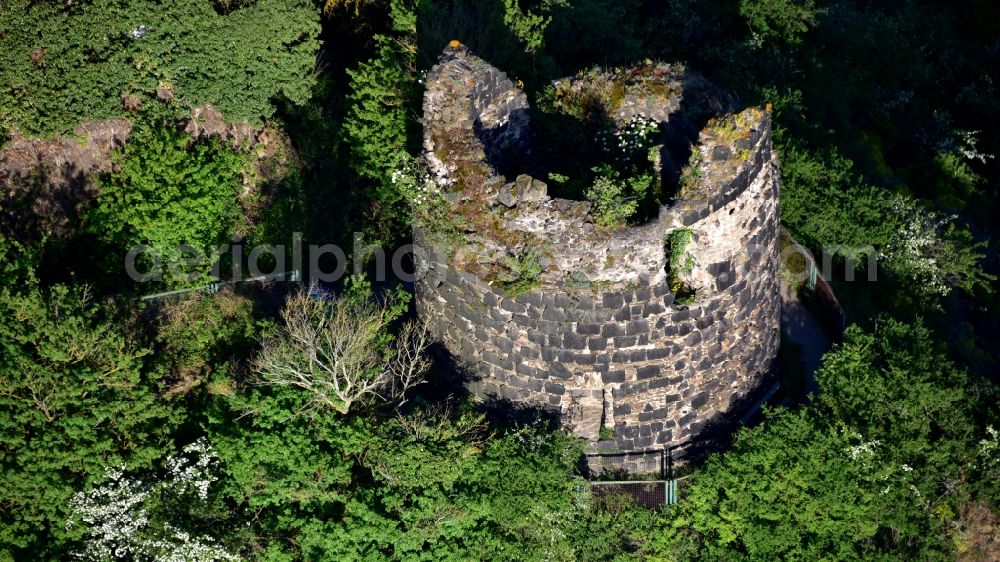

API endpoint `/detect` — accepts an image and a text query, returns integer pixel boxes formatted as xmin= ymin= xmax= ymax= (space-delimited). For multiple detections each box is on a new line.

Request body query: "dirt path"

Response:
xmin=0 ymin=120 xmax=132 ymax=241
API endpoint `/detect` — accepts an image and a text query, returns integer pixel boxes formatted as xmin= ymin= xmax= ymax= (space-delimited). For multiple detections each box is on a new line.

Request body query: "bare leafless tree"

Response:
xmin=254 ymin=286 xmax=431 ymax=414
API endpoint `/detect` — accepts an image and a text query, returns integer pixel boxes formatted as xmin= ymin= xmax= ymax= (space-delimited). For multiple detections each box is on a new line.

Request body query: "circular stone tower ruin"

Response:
xmin=414 ymin=44 xmax=781 ymax=471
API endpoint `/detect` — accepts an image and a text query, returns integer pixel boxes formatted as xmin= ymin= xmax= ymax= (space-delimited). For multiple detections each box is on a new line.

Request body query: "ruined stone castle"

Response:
xmin=414 ymin=44 xmax=781 ymax=472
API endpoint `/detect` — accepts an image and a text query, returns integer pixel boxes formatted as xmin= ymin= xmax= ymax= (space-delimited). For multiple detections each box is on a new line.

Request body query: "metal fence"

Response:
xmin=140 ymin=270 xmax=300 ymax=301
xmin=591 ymin=479 xmax=682 ymax=509
xmin=584 ymin=440 xmax=706 ymax=480
xmin=584 ymin=443 xmax=700 ymax=507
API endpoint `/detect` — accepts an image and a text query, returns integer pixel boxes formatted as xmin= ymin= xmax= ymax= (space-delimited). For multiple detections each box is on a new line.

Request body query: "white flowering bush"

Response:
xmin=597 ymin=116 xmax=659 ymax=164
xmin=845 ymin=433 xmax=881 ymax=463
xmin=66 ymin=438 xmax=240 ymax=562
xmin=881 ymin=195 xmax=993 ymax=299
xmin=881 ymin=196 xmax=953 ymax=297
xmin=953 ymin=129 xmax=994 ymax=164
xmin=842 ymin=430 xmax=928 ymax=502
xmin=392 ymin=156 xmax=466 ymax=250
xmin=163 ymin=439 xmax=221 ymax=502
xmin=978 ymin=426 xmax=1000 ymax=475
xmin=67 ymin=465 xmax=152 ymax=559
xmin=392 ymin=157 xmax=440 ymax=214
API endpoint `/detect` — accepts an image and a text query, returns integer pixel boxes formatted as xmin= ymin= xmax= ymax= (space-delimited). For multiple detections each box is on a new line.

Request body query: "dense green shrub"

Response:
xmin=499 ymin=0 xmax=567 ymax=54
xmin=674 ymin=408 xmax=896 ymax=560
xmin=155 ymin=289 xmax=266 ymax=391
xmin=208 ymin=385 xmax=646 ymax=560
xmin=0 ymin=0 xmax=320 ymax=136
xmin=658 ymin=318 xmax=991 ymax=561
xmin=585 ymin=166 xmax=652 ymax=229
xmin=0 ymin=233 xmax=38 ymax=290
xmin=778 ymin=142 xmax=992 ymax=302
xmin=586 ymin=173 xmax=637 ymax=229
xmin=544 ymin=0 xmax=645 ymax=69
xmin=739 ymin=0 xmax=820 ymax=46
xmin=0 ymin=284 xmax=180 ymax=559
xmin=415 ymin=0 xmax=558 ymax=84
xmin=815 ymin=320 xmax=976 ymax=474
xmin=86 ymin=121 xmax=246 ymax=288
xmin=343 ymin=34 xmax=416 ymax=243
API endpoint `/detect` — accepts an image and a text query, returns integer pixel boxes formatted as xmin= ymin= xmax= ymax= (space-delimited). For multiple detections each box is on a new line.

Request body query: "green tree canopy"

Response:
xmin=86 ymin=121 xmax=245 ymax=287
xmin=652 ymin=318 xmax=990 ymax=561
xmin=0 ymin=0 xmax=321 ymax=136
xmin=0 ymin=284 xmax=180 ymax=559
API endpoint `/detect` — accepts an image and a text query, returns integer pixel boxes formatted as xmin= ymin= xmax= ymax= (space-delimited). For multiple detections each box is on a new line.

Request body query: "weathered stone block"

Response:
xmin=563 ymin=333 xmax=587 ymax=349
xmin=686 ymin=331 xmax=702 ymax=346
xmin=626 ymin=319 xmax=649 ymax=336
xmin=545 ymin=381 xmax=565 ymax=394
xmin=602 ymin=370 xmax=626 ymax=383
xmin=637 ymin=365 xmax=660 ymax=379
xmin=588 ymin=337 xmax=607 ymax=351
xmin=643 ymin=301 xmax=666 ymax=316
xmin=614 ymin=306 xmax=632 ymax=322
xmin=601 ymin=324 xmax=625 ymax=338
xmin=501 ymin=299 xmax=527 ymax=314
xmin=648 ymin=377 xmax=670 ymax=389
xmin=647 ymin=347 xmax=670 ymax=360
xmin=613 ymin=336 xmax=638 ymax=348
xmin=603 ymin=292 xmax=625 ymax=309
xmin=550 ymin=363 xmax=573 ymax=380
xmin=542 ymin=307 xmax=566 ymax=322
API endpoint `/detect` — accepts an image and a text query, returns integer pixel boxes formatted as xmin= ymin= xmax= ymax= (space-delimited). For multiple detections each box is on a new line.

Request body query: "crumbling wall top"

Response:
xmin=418 ymin=45 xmax=773 ymax=295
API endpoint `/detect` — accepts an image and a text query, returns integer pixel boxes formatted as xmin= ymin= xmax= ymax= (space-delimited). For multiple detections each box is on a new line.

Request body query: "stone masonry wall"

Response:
xmin=414 ymin=45 xmax=781 ymax=473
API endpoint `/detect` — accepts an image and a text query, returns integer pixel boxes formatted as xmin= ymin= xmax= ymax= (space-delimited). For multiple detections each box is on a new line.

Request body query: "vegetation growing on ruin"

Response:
xmin=703 ymin=109 xmax=764 ymax=145
xmin=2 ymin=0 xmax=1000 ymax=560
xmin=495 ymin=248 xmax=544 ymax=297
xmin=677 ymin=148 xmax=705 ymax=198
xmin=585 ymin=165 xmax=654 ymax=229
xmin=666 ymin=228 xmax=697 ymax=304
xmin=667 ymin=229 xmax=695 ymax=274
xmin=532 ymin=67 xmax=683 ymax=210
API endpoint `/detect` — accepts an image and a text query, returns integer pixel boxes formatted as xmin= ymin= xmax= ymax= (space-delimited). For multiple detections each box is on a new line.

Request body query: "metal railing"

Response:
xmin=140 ymin=270 xmax=300 ymax=301
xmin=590 ymin=477 xmax=687 ymax=508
